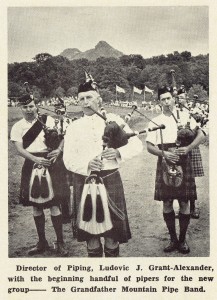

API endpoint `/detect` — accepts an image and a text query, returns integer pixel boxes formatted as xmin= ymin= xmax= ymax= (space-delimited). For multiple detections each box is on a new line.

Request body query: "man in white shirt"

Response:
xmin=63 ymin=80 xmax=143 ymax=257
xmin=146 ymin=86 xmax=204 ymax=254
xmin=10 ymin=94 xmax=69 ymax=256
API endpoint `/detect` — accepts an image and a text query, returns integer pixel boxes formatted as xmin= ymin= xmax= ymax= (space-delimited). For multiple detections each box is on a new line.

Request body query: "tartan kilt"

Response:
xmin=155 ymin=144 xmax=197 ymax=202
xmin=72 ymin=170 xmax=131 ymax=244
xmin=190 ymin=147 xmax=204 ymax=177
xmin=20 ymin=152 xmax=70 ymax=208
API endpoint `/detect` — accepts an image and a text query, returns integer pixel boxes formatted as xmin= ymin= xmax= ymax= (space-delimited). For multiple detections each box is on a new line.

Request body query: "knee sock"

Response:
xmin=61 ymin=203 xmax=70 ymax=219
xmin=33 ymin=214 xmax=46 ymax=243
xmin=163 ymin=211 xmax=178 ymax=242
xmin=179 ymin=213 xmax=190 ymax=243
xmin=51 ymin=215 xmax=63 ymax=243
xmin=190 ymin=199 xmax=195 ymax=211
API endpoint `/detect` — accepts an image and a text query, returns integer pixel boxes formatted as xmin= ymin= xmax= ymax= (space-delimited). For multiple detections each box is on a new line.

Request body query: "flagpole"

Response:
xmin=132 ymin=87 xmax=134 ymax=102
xmin=116 ymin=87 xmax=117 ymax=102
xmin=144 ymin=86 xmax=146 ymax=102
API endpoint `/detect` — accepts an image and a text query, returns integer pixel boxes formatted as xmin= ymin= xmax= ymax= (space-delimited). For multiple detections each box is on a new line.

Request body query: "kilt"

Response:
xmin=20 ymin=152 xmax=70 ymax=208
xmin=155 ymin=144 xmax=197 ymax=202
xmin=72 ymin=170 xmax=131 ymax=243
xmin=189 ymin=147 xmax=204 ymax=177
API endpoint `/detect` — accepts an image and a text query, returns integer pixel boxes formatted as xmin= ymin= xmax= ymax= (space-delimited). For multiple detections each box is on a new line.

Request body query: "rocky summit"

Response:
xmin=60 ymin=41 xmax=123 ymax=61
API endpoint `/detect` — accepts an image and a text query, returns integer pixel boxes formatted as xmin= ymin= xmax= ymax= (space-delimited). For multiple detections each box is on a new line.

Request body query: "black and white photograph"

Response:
xmin=2 ymin=0 xmax=217 ymax=299
xmin=8 ymin=5 xmax=209 ymax=258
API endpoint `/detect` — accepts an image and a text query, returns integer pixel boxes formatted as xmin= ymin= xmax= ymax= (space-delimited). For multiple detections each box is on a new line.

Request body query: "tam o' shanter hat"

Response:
xmin=177 ymin=87 xmax=186 ymax=95
xmin=158 ymin=86 xmax=173 ymax=100
xmin=78 ymin=70 xmax=98 ymax=94
xmin=18 ymin=94 xmax=34 ymax=106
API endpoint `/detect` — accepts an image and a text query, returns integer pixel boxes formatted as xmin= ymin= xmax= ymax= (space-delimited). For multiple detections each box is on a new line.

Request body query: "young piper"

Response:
xmin=10 ymin=94 xmax=69 ymax=256
xmin=63 ymin=79 xmax=143 ymax=257
xmin=146 ymin=86 xmax=204 ymax=254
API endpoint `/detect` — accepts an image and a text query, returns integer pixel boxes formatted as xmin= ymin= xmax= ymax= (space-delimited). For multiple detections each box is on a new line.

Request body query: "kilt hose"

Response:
xmin=155 ymin=144 xmax=197 ymax=202
xmin=20 ymin=152 xmax=70 ymax=209
xmin=72 ymin=169 xmax=131 ymax=243
xmin=189 ymin=146 xmax=204 ymax=177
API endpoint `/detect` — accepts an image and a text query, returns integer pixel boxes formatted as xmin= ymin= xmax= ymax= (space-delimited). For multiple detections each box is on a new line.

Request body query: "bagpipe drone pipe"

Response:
xmin=39 ymin=112 xmax=78 ymax=151
xmin=24 ymin=82 xmax=78 ymax=151
xmin=90 ymin=104 xmax=166 ymax=149
xmin=175 ymin=100 xmax=209 ymax=132
xmin=173 ymin=106 xmax=200 ymax=147
xmin=170 ymin=70 xmax=202 ymax=147
xmin=35 ymin=113 xmax=64 ymax=151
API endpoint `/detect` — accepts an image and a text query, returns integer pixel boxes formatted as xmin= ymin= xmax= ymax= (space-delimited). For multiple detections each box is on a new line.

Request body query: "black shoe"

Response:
xmin=87 ymin=244 xmax=103 ymax=257
xmin=178 ymin=240 xmax=190 ymax=254
xmin=104 ymin=245 xmax=120 ymax=257
xmin=163 ymin=240 xmax=178 ymax=253
xmin=54 ymin=242 xmax=69 ymax=257
xmin=190 ymin=208 xmax=200 ymax=219
xmin=28 ymin=240 xmax=49 ymax=256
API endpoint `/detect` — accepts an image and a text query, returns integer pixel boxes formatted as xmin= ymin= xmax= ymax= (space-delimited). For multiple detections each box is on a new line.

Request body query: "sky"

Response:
xmin=8 ymin=6 xmax=209 ymax=63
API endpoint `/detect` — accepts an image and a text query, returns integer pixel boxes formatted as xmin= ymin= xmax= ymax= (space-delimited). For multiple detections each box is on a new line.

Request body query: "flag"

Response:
xmin=116 ymin=85 xmax=125 ymax=93
xmin=133 ymin=86 xmax=143 ymax=94
xmin=144 ymin=85 xmax=154 ymax=95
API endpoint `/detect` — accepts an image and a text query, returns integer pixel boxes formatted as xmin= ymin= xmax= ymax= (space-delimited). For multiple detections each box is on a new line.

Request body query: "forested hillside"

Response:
xmin=8 ymin=51 xmax=208 ymax=102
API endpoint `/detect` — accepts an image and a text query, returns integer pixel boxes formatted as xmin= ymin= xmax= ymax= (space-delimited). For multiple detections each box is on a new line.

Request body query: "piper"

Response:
xmin=146 ymin=86 xmax=205 ymax=254
xmin=10 ymin=93 xmax=69 ymax=256
xmin=63 ymin=74 xmax=143 ymax=257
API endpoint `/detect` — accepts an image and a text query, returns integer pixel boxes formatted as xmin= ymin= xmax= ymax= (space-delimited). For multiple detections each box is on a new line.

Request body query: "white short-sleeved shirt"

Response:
xmin=10 ymin=115 xmax=55 ymax=153
xmin=146 ymin=110 xmax=197 ymax=146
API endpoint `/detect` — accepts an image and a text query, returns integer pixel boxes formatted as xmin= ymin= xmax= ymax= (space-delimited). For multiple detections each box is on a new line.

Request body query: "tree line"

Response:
xmin=8 ymin=51 xmax=209 ymax=102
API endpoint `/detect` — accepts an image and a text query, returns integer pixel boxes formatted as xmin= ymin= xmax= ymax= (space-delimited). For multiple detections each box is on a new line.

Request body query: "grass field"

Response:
xmin=8 ymin=105 xmax=209 ymax=257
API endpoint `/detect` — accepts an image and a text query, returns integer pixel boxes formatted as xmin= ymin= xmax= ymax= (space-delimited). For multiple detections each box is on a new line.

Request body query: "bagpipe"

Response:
xmin=77 ymin=104 xmax=165 ymax=235
xmin=170 ymin=71 xmax=209 ymax=131
xmin=36 ymin=112 xmax=64 ymax=151
xmin=173 ymin=107 xmax=199 ymax=147
xmin=90 ymin=104 xmax=165 ymax=149
xmin=24 ymin=82 xmax=77 ymax=151
xmin=175 ymin=101 xmax=208 ymax=132
xmin=22 ymin=83 xmax=76 ymax=205
xmin=170 ymin=70 xmax=201 ymax=147
xmin=159 ymin=71 xmax=201 ymax=188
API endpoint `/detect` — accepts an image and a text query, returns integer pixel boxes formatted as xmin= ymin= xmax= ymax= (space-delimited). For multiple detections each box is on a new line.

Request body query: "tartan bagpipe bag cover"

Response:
xmin=77 ymin=176 xmax=113 ymax=235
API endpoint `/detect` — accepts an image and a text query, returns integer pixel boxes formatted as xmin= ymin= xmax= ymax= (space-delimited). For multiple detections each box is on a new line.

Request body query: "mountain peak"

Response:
xmin=60 ymin=41 xmax=123 ymax=61
xmin=95 ymin=41 xmax=112 ymax=49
